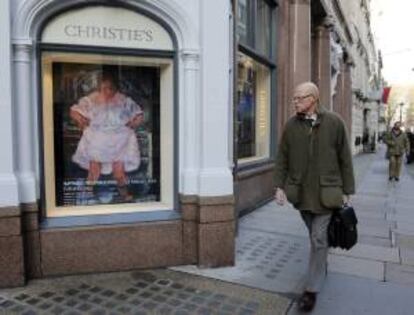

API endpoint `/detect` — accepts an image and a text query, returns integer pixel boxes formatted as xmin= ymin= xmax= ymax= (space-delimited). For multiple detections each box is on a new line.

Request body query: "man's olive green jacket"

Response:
xmin=274 ymin=107 xmax=355 ymax=214
xmin=383 ymin=129 xmax=409 ymax=156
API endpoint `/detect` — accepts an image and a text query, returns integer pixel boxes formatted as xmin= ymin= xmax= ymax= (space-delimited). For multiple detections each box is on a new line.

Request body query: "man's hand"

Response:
xmin=275 ymin=188 xmax=287 ymax=206
xmin=343 ymin=195 xmax=351 ymax=205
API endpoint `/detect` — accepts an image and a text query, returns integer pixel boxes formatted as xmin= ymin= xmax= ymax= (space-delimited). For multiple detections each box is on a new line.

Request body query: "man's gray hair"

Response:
xmin=295 ymin=82 xmax=320 ymax=103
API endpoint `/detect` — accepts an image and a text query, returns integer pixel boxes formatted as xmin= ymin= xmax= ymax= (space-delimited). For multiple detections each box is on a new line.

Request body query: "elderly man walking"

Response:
xmin=274 ymin=82 xmax=355 ymax=312
xmin=384 ymin=121 xmax=409 ymax=181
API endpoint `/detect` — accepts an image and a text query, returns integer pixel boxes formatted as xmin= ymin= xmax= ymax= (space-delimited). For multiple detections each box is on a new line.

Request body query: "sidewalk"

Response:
xmin=1 ymin=146 xmax=414 ymax=315
xmin=174 ymin=145 xmax=414 ymax=314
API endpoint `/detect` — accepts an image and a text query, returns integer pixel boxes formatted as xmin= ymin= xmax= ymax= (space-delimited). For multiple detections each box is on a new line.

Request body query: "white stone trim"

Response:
xmin=13 ymin=0 xmax=198 ymax=49
xmin=0 ymin=0 xmax=19 ymax=207
xmin=13 ymin=41 xmax=38 ymax=203
xmin=198 ymin=0 xmax=233 ymax=196
xmin=180 ymin=49 xmax=201 ymax=195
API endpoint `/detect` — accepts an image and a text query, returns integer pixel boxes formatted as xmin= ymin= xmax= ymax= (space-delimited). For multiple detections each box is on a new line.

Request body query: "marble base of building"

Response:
xmin=0 ymin=206 xmax=25 ymax=288
xmin=0 ymin=196 xmax=235 ymax=288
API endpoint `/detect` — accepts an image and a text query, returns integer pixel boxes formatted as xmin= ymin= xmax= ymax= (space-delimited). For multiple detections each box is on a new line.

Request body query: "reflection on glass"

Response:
xmin=237 ymin=0 xmax=250 ymax=46
xmin=256 ymin=0 xmax=272 ymax=57
xmin=237 ymin=52 xmax=271 ymax=162
xmin=50 ymin=61 xmax=160 ymax=207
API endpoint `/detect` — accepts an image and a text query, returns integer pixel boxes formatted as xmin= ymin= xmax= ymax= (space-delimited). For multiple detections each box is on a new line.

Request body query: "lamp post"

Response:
xmin=399 ymin=102 xmax=404 ymax=122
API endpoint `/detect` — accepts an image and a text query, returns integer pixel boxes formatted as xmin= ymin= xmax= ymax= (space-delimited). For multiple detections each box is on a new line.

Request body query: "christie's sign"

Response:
xmin=42 ymin=6 xmax=173 ymax=50
xmin=63 ymin=25 xmax=154 ymax=42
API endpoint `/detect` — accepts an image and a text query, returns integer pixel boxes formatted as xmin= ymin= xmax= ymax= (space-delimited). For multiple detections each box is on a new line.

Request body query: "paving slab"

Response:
xmin=240 ymin=222 xmax=308 ymax=238
xmin=358 ymin=234 xmax=392 ymax=248
xmin=395 ymin=234 xmax=414 ymax=250
xmin=385 ymin=263 xmax=414 ymax=286
xmin=394 ymin=204 xmax=414 ymax=214
xmin=356 ymin=211 xmax=387 ymax=220
xmin=359 ymin=218 xmax=395 ymax=229
xmin=351 ymin=203 xmax=387 ymax=214
xmin=400 ymin=248 xmax=414 ymax=266
xmin=396 ymin=221 xmax=414 ymax=233
xmin=239 ymin=209 xmax=308 ymax=238
xmin=392 ymin=194 xmax=414 ymax=203
xmin=358 ymin=224 xmax=391 ymax=238
xmin=393 ymin=223 xmax=414 ymax=236
xmin=329 ymin=243 xmax=400 ymax=263
xmin=327 ymin=255 xmax=385 ymax=281
xmin=287 ymin=272 xmax=414 ymax=315
xmin=352 ymin=194 xmax=388 ymax=203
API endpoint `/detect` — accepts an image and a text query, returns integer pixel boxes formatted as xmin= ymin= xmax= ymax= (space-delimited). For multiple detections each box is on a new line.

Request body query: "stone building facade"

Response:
xmin=0 ymin=0 xmax=381 ymax=288
xmin=341 ymin=0 xmax=383 ymax=154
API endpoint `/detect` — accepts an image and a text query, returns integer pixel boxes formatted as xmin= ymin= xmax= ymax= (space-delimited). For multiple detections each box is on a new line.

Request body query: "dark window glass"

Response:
xmin=237 ymin=0 xmax=252 ymax=46
xmin=237 ymin=52 xmax=271 ymax=161
xmin=256 ymin=0 xmax=272 ymax=57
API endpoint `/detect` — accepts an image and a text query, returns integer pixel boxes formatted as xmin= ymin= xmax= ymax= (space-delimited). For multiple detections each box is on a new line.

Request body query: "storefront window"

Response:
xmin=236 ymin=0 xmax=275 ymax=163
xmin=40 ymin=6 xmax=175 ymax=217
xmin=237 ymin=52 xmax=271 ymax=161
xmin=42 ymin=53 xmax=174 ymax=217
xmin=237 ymin=0 xmax=274 ymax=59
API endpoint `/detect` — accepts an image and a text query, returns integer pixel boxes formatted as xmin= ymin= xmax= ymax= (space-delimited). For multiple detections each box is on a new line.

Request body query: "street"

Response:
xmin=1 ymin=144 xmax=414 ymax=314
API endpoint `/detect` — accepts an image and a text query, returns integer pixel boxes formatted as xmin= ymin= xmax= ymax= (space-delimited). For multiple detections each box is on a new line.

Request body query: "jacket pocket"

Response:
xmin=320 ymin=175 xmax=343 ymax=209
xmin=285 ymin=175 xmax=301 ymax=206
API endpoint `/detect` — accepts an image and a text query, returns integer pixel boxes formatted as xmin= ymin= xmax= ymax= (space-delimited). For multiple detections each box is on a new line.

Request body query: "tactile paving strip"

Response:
xmin=173 ymin=230 xmax=309 ymax=294
xmin=0 ymin=269 xmax=288 ymax=315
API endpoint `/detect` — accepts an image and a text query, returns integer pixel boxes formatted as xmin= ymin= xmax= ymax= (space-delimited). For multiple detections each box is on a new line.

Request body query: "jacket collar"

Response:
xmin=296 ymin=105 xmax=327 ymax=127
xmin=314 ymin=106 xmax=327 ymax=127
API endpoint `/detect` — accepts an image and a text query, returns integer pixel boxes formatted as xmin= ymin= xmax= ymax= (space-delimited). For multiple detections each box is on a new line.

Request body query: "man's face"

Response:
xmin=292 ymin=89 xmax=316 ymax=114
xmin=394 ymin=122 xmax=402 ymax=130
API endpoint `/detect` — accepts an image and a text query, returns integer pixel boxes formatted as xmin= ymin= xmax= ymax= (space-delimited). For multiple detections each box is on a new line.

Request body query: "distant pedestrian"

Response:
xmin=274 ymin=82 xmax=355 ymax=312
xmin=383 ymin=121 xmax=410 ymax=181
xmin=405 ymin=130 xmax=414 ymax=164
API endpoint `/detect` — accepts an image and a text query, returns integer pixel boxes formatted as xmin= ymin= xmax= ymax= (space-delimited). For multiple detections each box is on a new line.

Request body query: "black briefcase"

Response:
xmin=328 ymin=205 xmax=358 ymax=250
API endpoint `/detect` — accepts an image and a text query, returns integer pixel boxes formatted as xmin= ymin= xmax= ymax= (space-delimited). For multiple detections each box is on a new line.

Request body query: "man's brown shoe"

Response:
xmin=298 ymin=291 xmax=317 ymax=312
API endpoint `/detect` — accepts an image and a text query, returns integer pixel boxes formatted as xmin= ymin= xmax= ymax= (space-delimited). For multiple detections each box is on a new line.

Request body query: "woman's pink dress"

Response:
xmin=71 ymin=91 xmax=142 ymax=175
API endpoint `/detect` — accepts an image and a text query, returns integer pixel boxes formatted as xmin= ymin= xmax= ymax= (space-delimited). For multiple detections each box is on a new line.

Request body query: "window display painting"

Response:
xmin=52 ymin=63 xmax=160 ymax=207
xmin=237 ymin=60 xmax=257 ymax=159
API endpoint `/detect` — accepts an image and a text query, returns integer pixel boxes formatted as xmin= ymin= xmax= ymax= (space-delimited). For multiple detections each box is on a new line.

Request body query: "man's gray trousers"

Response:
xmin=300 ymin=211 xmax=332 ymax=292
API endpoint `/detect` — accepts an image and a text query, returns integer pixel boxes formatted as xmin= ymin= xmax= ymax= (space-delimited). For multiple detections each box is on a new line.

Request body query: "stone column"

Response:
xmin=275 ymin=0 xmax=292 ymax=134
xmin=199 ymin=0 xmax=233 ymax=197
xmin=312 ymin=18 xmax=333 ymax=110
xmin=180 ymin=195 xmax=235 ymax=267
xmin=13 ymin=40 xmax=37 ymax=204
xmin=289 ymin=0 xmax=311 ymax=92
xmin=333 ymin=53 xmax=354 ymax=138
xmin=333 ymin=58 xmax=344 ymax=116
xmin=180 ymin=50 xmax=200 ymax=195
xmin=180 ymin=51 xmax=201 ymax=265
xmin=343 ymin=57 xmax=354 ymax=137
xmin=191 ymin=0 xmax=234 ymax=267
xmin=0 ymin=0 xmax=25 ymax=287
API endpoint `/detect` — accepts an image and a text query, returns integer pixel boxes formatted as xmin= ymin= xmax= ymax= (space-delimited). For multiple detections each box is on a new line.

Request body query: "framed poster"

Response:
xmin=42 ymin=52 xmax=174 ymax=216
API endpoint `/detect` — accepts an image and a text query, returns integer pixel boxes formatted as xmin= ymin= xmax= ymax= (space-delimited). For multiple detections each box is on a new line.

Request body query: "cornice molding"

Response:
xmin=12 ymin=0 xmax=198 ymax=49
